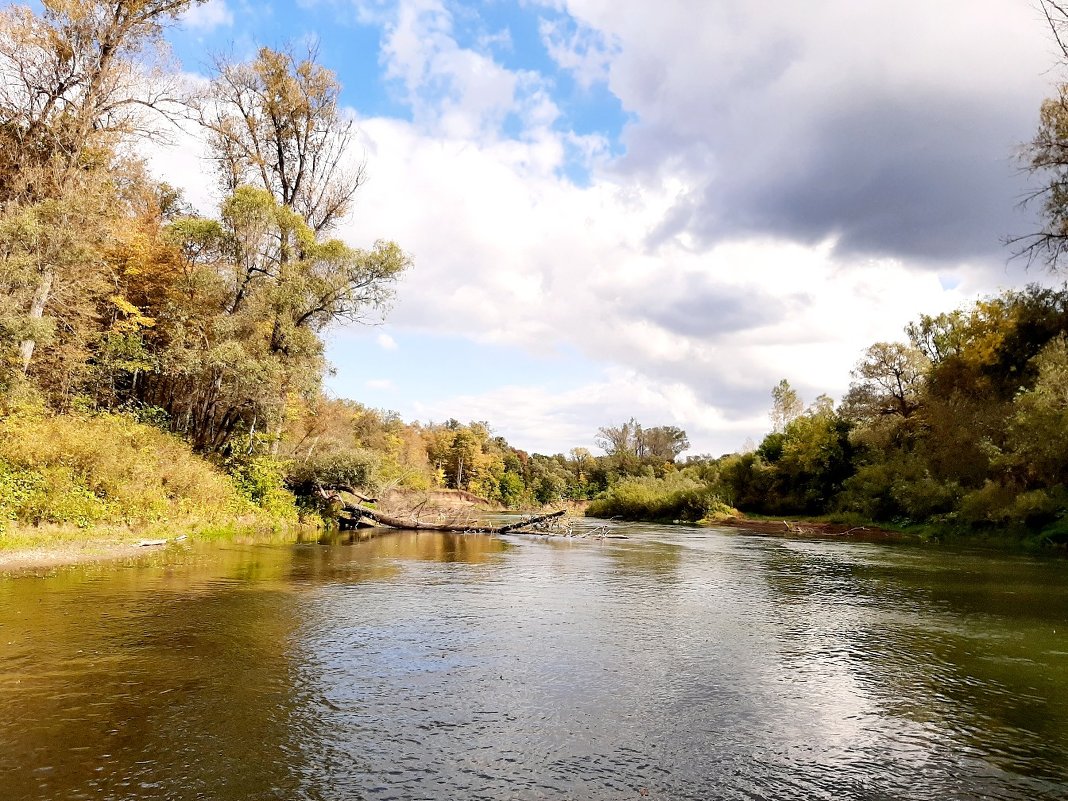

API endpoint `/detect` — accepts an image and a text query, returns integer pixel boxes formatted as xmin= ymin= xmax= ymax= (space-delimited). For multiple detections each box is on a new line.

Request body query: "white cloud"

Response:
xmin=410 ymin=368 xmax=758 ymax=456
xmin=366 ymin=378 xmax=396 ymax=390
xmin=538 ymin=15 xmax=617 ymax=89
xmin=376 ymin=0 xmax=559 ymax=139
xmin=376 ymin=332 xmax=399 ymax=350
xmin=182 ymin=0 xmax=234 ymax=32
xmin=337 ymin=112 xmax=995 ymax=453
xmin=150 ymin=0 xmax=1059 ymax=455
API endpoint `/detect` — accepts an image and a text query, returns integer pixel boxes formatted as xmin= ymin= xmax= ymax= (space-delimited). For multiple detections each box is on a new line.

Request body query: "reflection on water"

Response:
xmin=1 ymin=525 xmax=1067 ymax=800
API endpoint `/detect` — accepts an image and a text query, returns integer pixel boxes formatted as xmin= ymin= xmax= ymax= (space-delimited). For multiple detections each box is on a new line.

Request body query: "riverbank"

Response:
xmin=0 ymin=538 xmax=166 ymax=573
xmin=0 ymin=487 xmax=549 ymax=575
xmin=0 ymin=520 xmax=322 ymax=575
xmin=712 ymin=513 xmax=1068 ymax=552
xmin=4 ymin=505 xmax=1058 ymax=576
xmin=712 ymin=515 xmax=911 ymax=541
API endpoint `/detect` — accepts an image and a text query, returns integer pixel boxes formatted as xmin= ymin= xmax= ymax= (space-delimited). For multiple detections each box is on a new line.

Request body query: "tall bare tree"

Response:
xmin=193 ymin=45 xmax=365 ymax=235
xmin=1013 ymin=0 xmax=1068 ymax=271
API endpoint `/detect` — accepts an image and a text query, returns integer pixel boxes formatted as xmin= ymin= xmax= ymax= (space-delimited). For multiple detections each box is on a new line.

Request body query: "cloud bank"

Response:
xmin=152 ymin=0 xmax=1060 ymax=455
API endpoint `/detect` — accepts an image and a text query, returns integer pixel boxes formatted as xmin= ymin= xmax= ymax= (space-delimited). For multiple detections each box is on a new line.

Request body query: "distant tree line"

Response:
xmin=591 ymin=286 xmax=1068 ymax=542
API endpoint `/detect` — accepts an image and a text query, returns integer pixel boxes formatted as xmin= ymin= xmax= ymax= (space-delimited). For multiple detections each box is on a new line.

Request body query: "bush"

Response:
xmin=837 ymin=455 xmax=959 ymax=523
xmin=284 ymin=449 xmax=380 ymax=495
xmin=958 ymin=482 xmax=1068 ymax=530
xmin=587 ymin=474 xmax=735 ymax=522
xmin=0 ymin=412 xmax=251 ymax=529
xmin=226 ymin=453 xmax=297 ymax=518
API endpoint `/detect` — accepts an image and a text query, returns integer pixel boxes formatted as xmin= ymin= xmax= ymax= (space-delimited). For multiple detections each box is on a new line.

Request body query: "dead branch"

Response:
xmin=317 ymin=486 xmax=564 ymax=534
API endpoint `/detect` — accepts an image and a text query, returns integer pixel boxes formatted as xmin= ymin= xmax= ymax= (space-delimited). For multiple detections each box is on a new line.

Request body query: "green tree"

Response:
xmin=770 ymin=379 xmax=803 ymax=433
xmin=1007 ymin=335 xmax=1068 ymax=488
xmin=194 ymin=45 xmax=361 ymax=235
xmin=0 ymin=0 xmax=205 ymax=373
xmin=841 ymin=342 xmax=928 ymax=422
xmin=642 ymin=425 xmax=690 ymax=461
xmin=596 ymin=418 xmax=639 ymax=469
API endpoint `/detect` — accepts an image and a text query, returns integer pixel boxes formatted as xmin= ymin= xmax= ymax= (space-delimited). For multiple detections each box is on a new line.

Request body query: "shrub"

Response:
xmin=285 ymin=449 xmax=381 ymax=495
xmin=838 ymin=454 xmax=959 ymax=523
xmin=0 ymin=412 xmax=250 ymax=528
xmin=587 ymin=474 xmax=735 ymax=522
xmin=226 ymin=453 xmax=297 ymax=518
xmin=958 ymin=483 xmax=1068 ymax=530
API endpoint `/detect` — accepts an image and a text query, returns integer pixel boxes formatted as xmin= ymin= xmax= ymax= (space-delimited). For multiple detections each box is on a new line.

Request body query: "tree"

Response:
xmin=906 ymin=309 xmax=967 ymax=363
xmin=0 ymin=0 xmax=203 ymax=373
xmin=1014 ymin=1 xmax=1068 ymax=271
xmin=0 ymin=0 xmax=201 ymax=198
xmin=193 ymin=45 xmax=363 ymax=235
xmin=1007 ymin=334 xmax=1068 ymax=487
xmin=0 ymin=173 xmax=115 ymax=385
xmin=596 ymin=418 xmax=638 ymax=463
xmin=163 ymin=45 xmax=409 ymax=453
xmin=137 ymin=148 xmax=406 ymax=452
xmin=842 ymin=343 xmax=928 ymax=422
xmin=770 ymin=379 xmax=803 ymax=433
xmin=642 ymin=426 xmax=690 ymax=461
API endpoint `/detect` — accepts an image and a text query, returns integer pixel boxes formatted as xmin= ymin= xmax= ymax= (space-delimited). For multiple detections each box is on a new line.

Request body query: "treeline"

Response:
xmin=0 ymin=1 xmax=411 ymax=530
xmin=591 ymin=286 xmax=1068 ymax=543
xmin=748 ymin=285 xmax=1068 ymax=539
xmin=283 ymin=405 xmax=698 ymax=510
xmin=4 ymin=4 xmax=1068 ymax=545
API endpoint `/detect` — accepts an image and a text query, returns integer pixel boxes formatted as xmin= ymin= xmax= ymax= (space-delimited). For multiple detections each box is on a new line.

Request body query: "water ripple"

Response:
xmin=1 ymin=528 xmax=1067 ymax=800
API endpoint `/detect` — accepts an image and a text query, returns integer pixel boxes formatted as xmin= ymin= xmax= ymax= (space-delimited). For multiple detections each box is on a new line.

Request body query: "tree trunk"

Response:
xmin=317 ymin=488 xmax=565 ymax=534
xmin=19 ymin=267 xmax=54 ymax=374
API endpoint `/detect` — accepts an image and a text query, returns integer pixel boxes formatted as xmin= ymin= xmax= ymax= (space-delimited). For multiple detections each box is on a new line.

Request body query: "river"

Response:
xmin=1 ymin=522 xmax=1066 ymax=800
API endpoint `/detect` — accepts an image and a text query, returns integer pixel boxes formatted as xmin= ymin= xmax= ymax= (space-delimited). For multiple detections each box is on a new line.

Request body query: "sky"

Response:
xmin=153 ymin=0 xmax=1064 ymax=457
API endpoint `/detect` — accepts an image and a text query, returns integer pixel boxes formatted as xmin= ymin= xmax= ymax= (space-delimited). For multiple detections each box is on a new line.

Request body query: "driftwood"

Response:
xmin=328 ymin=484 xmax=378 ymax=504
xmin=354 ymin=505 xmax=566 ymax=534
xmin=317 ymin=486 xmax=565 ymax=534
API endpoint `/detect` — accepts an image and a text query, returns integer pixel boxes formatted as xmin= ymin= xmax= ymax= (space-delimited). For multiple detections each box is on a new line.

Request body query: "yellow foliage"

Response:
xmin=107 ymin=294 xmax=156 ymax=331
xmin=0 ymin=413 xmax=249 ymax=529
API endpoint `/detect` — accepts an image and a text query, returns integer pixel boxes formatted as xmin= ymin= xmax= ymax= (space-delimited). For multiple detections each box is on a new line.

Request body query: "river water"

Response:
xmin=1 ymin=522 xmax=1067 ymax=800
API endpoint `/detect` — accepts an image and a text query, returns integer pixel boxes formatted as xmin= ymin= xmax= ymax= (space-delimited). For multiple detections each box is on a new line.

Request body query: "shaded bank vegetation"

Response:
xmin=590 ymin=286 xmax=1068 ymax=545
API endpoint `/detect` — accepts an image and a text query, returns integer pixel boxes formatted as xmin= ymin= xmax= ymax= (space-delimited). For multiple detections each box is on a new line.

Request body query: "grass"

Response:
xmin=0 ymin=410 xmax=304 ymax=553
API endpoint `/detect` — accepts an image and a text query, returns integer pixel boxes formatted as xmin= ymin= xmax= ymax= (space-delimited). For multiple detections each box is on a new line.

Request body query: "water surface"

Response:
xmin=1 ymin=523 xmax=1066 ymax=800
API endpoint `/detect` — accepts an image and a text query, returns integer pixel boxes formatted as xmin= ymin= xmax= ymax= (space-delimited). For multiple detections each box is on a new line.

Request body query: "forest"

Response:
xmin=0 ymin=1 xmax=1066 ymax=546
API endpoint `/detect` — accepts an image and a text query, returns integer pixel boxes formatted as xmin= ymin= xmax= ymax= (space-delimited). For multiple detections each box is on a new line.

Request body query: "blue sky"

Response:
xmin=155 ymin=0 xmax=1060 ymax=455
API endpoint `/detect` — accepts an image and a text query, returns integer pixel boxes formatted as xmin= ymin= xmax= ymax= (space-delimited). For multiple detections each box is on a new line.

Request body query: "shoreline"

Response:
xmin=710 ymin=516 xmax=911 ymax=541
xmin=0 ymin=540 xmax=158 ymax=574
xmin=3 ymin=511 xmax=1055 ymax=575
xmin=0 ymin=521 xmax=319 ymax=576
xmin=0 ymin=497 xmax=568 ymax=575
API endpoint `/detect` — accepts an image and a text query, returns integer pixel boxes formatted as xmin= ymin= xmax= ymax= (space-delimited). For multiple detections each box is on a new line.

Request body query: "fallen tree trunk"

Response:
xmin=317 ymin=487 xmax=565 ymax=534
xmin=352 ymin=504 xmax=565 ymax=534
xmin=325 ymin=484 xmax=378 ymax=504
